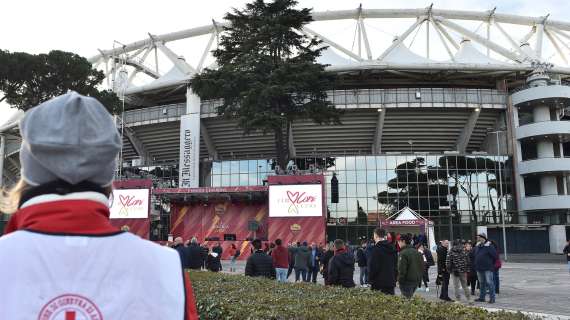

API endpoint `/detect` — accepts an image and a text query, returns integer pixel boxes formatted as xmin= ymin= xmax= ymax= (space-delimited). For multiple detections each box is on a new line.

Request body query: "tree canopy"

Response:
xmin=190 ymin=0 xmax=341 ymax=168
xmin=0 ymin=49 xmax=120 ymax=113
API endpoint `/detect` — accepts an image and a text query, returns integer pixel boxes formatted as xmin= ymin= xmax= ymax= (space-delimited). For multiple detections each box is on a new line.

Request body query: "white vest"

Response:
xmin=0 ymin=230 xmax=186 ymax=319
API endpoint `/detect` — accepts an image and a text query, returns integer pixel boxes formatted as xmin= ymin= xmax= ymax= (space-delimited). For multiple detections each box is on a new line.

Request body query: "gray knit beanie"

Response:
xmin=19 ymin=91 xmax=121 ymax=187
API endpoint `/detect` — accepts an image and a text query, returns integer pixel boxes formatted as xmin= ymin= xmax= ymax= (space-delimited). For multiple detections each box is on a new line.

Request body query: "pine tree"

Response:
xmin=191 ymin=0 xmax=341 ymax=168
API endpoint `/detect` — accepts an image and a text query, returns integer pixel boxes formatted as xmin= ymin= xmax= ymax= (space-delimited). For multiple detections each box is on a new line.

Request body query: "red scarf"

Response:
xmin=334 ymin=247 xmax=347 ymax=256
xmin=4 ymin=200 xmax=119 ymax=235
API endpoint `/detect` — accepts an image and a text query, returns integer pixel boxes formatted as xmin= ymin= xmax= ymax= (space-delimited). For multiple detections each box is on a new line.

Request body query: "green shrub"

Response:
xmin=189 ymin=271 xmax=534 ymax=320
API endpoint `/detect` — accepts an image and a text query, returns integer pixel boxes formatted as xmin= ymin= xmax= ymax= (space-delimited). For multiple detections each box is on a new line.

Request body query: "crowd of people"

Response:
xmin=169 ymin=229 xmax=506 ymax=303
xmin=436 ymin=233 xmax=502 ymax=304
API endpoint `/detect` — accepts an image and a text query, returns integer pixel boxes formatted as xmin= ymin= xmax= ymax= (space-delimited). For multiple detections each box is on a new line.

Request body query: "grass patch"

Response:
xmin=189 ymin=271 xmax=534 ymax=320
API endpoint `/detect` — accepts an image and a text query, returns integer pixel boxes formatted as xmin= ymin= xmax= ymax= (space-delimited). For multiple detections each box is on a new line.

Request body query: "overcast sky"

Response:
xmin=2 ymin=0 xmax=569 ymax=124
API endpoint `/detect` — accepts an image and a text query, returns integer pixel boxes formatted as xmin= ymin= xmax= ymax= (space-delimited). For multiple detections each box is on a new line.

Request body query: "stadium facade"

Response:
xmin=2 ymin=7 xmax=570 ymax=253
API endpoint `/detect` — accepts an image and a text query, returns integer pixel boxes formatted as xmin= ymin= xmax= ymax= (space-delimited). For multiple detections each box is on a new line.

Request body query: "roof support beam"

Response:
xmin=432 ymin=19 xmax=459 ymax=50
xmin=520 ymin=26 xmax=536 ymax=45
xmin=198 ymin=31 xmax=216 ymax=72
xmin=121 ymin=58 xmax=160 ymax=79
xmin=372 ymin=109 xmax=386 ymax=154
xmin=358 ymin=19 xmax=373 ymax=60
xmin=455 ymin=108 xmax=480 ymax=153
xmin=155 ymin=42 xmax=196 ymax=74
xmin=535 ymin=22 xmax=545 ymax=58
xmin=378 ymin=16 xmax=425 ymax=61
xmin=545 ymin=29 xmax=568 ymax=65
xmin=549 ymin=29 xmax=570 ymax=56
xmin=123 ymin=126 xmax=150 ymax=164
xmin=494 ymin=22 xmax=529 ymax=59
xmin=200 ymin=122 xmax=218 ymax=160
xmin=302 ymin=27 xmax=363 ymax=61
xmin=435 ymin=16 xmax=522 ymax=63
xmin=430 ymin=17 xmax=455 ymax=60
xmin=127 ymin=46 xmax=154 ymax=86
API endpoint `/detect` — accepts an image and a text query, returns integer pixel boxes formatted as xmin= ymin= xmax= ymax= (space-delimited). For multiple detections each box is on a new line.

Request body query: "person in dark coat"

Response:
xmin=186 ymin=237 xmax=205 ymax=270
xmin=474 ymin=233 xmax=497 ymax=304
xmin=398 ymin=234 xmax=424 ymax=299
xmin=287 ymin=242 xmax=298 ymax=279
xmin=294 ymin=242 xmax=311 ymax=282
xmin=465 ymin=241 xmax=478 ymax=296
xmin=446 ymin=239 xmax=471 ymax=301
xmin=416 ymin=243 xmax=434 ymax=291
xmin=368 ymin=228 xmax=398 ymax=295
xmin=356 ymin=241 xmax=368 ymax=287
xmin=320 ymin=242 xmax=335 ymax=285
xmin=206 ymin=248 xmax=222 ymax=272
xmin=172 ymin=237 xmax=189 ymax=269
xmin=437 ymin=240 xmax=453 ymax=301
xmin=307 ymin=242 xmax=321 ymax=283
xmin=328 ymin=239 xmax=355 ymax=288
xmin=245 ymin=239 xmax=276 ymax=278
xmin=201 ymin=243 xmax=209 ymax=270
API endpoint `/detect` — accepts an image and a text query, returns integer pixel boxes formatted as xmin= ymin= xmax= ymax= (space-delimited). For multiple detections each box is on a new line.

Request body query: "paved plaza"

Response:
xmin=219 ymin=259 xmax=570 ymax=319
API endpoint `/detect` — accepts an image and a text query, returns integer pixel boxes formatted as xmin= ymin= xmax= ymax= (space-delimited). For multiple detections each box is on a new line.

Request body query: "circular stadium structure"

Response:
xmin=2 ymin=7 xmax=570 ymax=253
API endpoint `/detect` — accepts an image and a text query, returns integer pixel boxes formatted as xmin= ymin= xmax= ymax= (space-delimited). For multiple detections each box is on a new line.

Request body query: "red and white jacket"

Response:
xmin=0 ymin=192 xmax=198 ymax=320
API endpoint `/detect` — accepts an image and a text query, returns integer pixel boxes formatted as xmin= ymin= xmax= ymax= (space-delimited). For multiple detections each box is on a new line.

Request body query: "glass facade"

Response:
xmin=205 ymin=154 xmax=513 ymax=242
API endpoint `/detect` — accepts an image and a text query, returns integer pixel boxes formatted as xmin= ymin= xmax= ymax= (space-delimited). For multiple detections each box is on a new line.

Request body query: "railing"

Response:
xmin=201 ymin=88 xmax=507 ymax=114
xmin=122 ymin=88 xmax=507 ymax=124
xmin=123 ymin=103 xmax=186 ymax=124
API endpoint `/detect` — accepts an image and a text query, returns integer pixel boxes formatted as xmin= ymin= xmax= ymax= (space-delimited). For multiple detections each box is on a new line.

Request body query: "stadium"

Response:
xmin=2 ymin=6 xmax=570 ymax=254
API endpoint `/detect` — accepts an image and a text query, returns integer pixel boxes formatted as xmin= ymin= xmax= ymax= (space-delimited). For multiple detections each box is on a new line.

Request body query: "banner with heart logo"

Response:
xmin=269 ymin=184 xmax=322 ymax=217
xmin=109 ymin=189 xmax=150 ymax=219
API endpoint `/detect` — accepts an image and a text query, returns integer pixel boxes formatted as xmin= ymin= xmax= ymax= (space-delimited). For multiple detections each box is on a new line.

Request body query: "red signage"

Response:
xmin=153 ymin=186 xmax=268 ymax=194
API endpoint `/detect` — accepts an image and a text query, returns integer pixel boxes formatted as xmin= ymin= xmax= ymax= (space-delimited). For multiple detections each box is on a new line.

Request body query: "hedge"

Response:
xmin=189 ymin=271 xmax=535 ymax=320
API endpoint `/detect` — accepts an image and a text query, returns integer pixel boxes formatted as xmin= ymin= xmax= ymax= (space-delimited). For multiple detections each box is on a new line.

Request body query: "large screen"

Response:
xmin=269 ymin=184 xmax=323 ymax=217
xmin=109 ymin=189 xmax=150 ymax=219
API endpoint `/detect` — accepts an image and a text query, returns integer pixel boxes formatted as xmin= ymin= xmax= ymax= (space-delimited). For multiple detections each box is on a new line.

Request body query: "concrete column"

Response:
xmin=532 ymin=105 xmax=550 ymax=122
xmin=536 ymin=140 xmax=554 ymax=158
xmin=548 ymin=225 xmax=566 ymax=253
xmin=179 ymin=88 xmax=201 ymax=188
xmin=540 ymin=175 xmax=558 ymax=195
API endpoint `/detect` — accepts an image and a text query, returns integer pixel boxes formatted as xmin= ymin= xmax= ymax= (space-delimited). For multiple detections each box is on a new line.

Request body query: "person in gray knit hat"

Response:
xmin=0 ymin=92 xmax=198 ymax=319
xmin=19 ymin=91 xmax=121 ymax=187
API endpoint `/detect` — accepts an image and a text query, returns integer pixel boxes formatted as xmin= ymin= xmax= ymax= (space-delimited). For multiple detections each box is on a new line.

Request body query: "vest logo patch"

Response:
xmin=38 ymin=294 xmax=102 ymax=320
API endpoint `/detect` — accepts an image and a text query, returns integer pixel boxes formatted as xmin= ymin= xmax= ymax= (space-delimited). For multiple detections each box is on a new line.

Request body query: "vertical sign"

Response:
xmin=179 ymin=89 xmax=201 ymax=188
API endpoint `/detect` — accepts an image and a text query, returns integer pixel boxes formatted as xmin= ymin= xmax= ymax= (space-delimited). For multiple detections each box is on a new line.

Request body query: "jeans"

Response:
xmin=295 ymin=268 xmax=307 ymax=282
xmin=230 ymin=257 xmax=236 ymax=272
xmin=359 ymin=266 xmax=368 ymax=285
xmin=307 ymin=265 xmax=319 ymax=283
xmin=399 ymin=285 xmax=417 ymax=299
xmin=494 ymin=270 xmax=500 ymax=293
xmin=439 ymin=272 xmax=450 ymax=299
xmin=276 ymin=268 xmax=288 ymax=283
xmin=477 ymin=271 xmax=496 ymax=301
xmin=451 ymin=273 xmax=471 ymax=301
xmin=421 ymin=267 xmax=430 ymax=287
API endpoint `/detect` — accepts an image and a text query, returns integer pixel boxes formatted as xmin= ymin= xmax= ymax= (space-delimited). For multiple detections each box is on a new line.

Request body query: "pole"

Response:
xmin=496 ymin=131 xmax=508 ymax=261
xmin=445 ymin=157 xmax=454 ymax=240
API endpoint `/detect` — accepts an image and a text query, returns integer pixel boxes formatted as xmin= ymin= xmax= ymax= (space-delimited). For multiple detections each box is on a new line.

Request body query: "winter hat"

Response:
xmin=19 ymin=92 xmax=121 ymax=187
xmin=477 ymin=233 xmax=488 ymax=241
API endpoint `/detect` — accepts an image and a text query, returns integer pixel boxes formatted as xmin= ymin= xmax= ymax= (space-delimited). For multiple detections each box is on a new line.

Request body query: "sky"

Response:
xmin=2 ymin=0 xmax=570 ymax=125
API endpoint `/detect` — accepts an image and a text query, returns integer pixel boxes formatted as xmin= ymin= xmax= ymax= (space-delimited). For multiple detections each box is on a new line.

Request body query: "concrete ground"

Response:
xmin=220 ymin=260 xmax=570 ymax=319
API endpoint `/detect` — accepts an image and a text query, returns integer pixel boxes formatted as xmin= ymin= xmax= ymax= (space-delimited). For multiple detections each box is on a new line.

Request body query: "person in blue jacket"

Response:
xmin=473 ymin=233 xmax=497 ymax=304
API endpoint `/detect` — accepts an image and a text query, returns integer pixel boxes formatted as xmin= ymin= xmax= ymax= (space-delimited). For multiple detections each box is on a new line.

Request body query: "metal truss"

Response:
xmin=88 ymin=6 xmax=570 ymax=94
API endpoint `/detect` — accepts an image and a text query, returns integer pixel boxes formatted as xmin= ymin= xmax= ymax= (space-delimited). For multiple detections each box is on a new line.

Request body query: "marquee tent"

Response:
xmin=380 ymin=207 xmax=437 ymax=252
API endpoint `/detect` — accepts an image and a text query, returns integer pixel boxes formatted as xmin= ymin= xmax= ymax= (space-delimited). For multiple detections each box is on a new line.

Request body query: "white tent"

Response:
xmin=381 ymin=207 xmax=437 ymax=252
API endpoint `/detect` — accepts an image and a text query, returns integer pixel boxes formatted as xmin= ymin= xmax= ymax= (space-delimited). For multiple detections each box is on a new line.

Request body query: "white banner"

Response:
xmin=179 ymin=113 xmax=200 ymax=188
xmin=269 ymin=184 xmax=323 ymax=217
xmin=110 ymin=189 xmax=150 ymax=219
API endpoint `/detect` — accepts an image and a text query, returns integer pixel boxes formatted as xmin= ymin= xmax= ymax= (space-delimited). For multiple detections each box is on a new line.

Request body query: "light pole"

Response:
xmin=489 ymin=129 xmax=508 ymax=261
xmin=445 ymin=156 xmax=454 ymax=241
